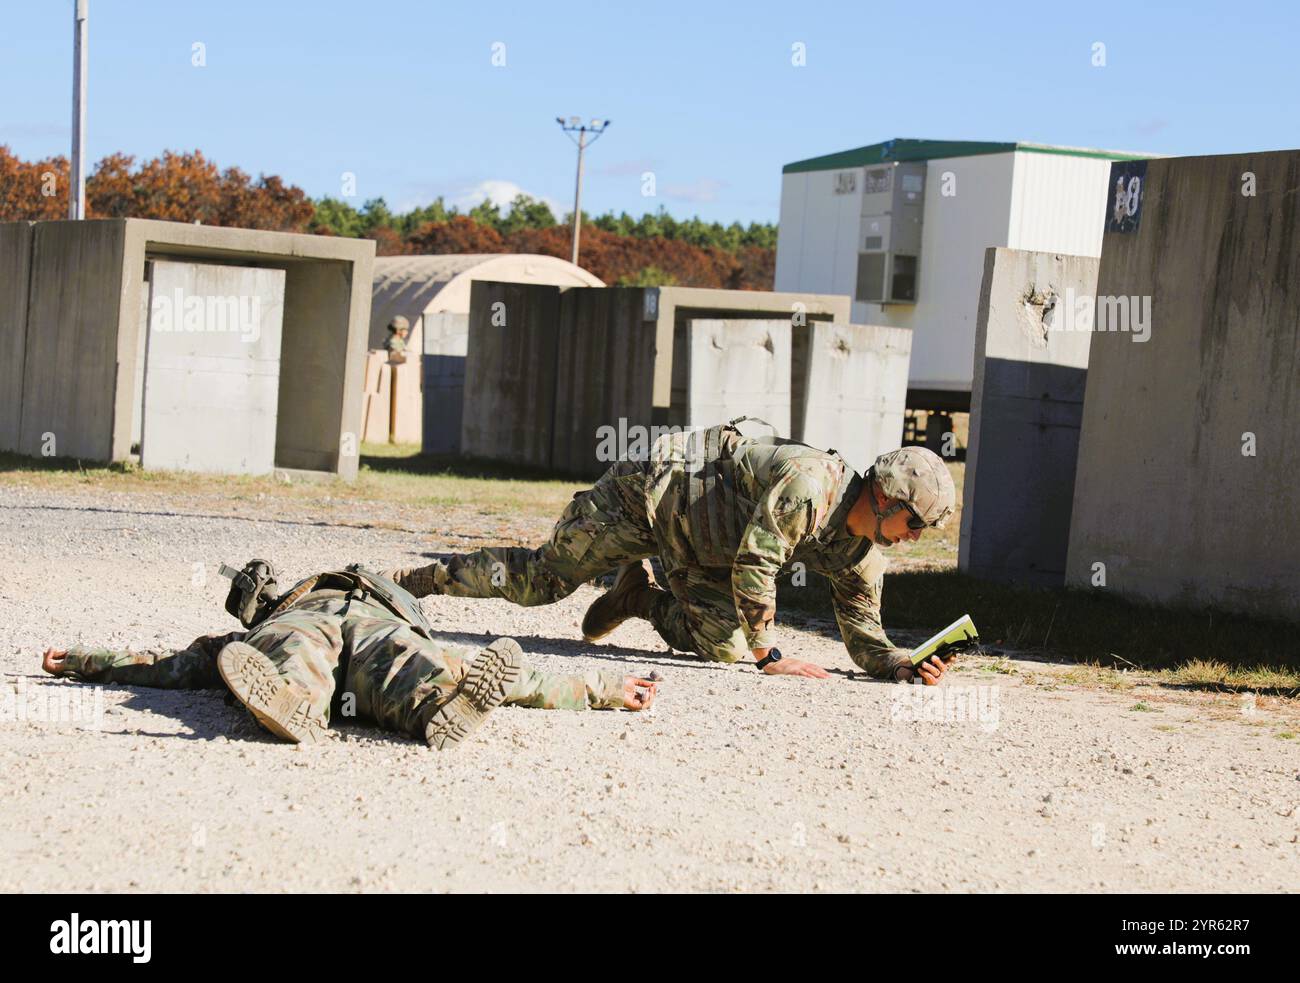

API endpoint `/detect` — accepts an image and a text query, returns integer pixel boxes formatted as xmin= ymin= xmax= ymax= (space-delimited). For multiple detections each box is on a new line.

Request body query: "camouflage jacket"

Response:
xmin=646 ymin=427 xmax=908 ymax=678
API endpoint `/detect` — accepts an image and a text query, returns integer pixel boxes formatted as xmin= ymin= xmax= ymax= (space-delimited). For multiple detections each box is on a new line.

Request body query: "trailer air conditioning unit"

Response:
xmin=855 ymin=160 xmax=925 ymax=304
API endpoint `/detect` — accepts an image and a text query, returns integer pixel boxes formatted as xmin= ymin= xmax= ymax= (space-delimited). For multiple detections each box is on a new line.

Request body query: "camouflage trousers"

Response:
xmin=63 ymin=590 xmax=624 ymax=739
xmin=387 ymin=463 xmax=752 ymax=663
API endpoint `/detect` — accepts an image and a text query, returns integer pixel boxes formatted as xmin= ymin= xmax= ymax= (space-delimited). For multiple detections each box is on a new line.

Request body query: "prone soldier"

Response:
xmin=41 ymin=561 xmax=656 ymax=748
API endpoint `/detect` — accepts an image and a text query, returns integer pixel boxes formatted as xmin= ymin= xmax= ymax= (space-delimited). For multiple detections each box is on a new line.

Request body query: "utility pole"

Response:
xmin=70 ymin=0 xmax=88 ymax=219
xmin=555 ymin=117 xmax=609 ymax=266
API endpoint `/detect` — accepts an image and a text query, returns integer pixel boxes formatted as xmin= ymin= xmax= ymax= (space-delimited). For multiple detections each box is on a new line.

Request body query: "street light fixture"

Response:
xmin=555 ymin=116 xmax=610 ymax=266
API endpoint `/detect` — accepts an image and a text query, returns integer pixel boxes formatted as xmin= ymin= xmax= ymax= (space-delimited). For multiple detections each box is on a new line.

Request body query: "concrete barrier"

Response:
xmin=422 ymin=311 xmax=468 ymax=455
xmin=678 ymin=319 xmax=792 ymax=435
xmin=3 ymin=218 xmax=373 ymax=477
xmin=1065 ymin=151 xmax=1300 ymax=619
xmin=959 ymin=248 xmax=1097 ymax=586
xmin=461 ymin=281 xmax=561 ymax=469
xmin=459 ymin=283 xmax=855 ymax=475
xmin=796 ymin=321 xmax=911 ymax=473
xmin=0 ymin=222 xmax=34 ymax=452
xmin=553 ymin=287 xmax=656 ymax=477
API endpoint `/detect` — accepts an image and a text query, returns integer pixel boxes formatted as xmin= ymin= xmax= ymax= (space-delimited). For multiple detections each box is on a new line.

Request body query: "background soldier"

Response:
xmin=385 ymin=421 xmax=957 ymax=683
xmin=384 ymin=315 xmax=410 ymax=363
xmin=41 ymin=561 xmax=656 ymax=749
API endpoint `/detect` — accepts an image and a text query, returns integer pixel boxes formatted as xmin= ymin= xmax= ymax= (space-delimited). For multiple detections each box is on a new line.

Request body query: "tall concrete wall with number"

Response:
xmin=1065 ymin=151 xmax=1300 ymax=619
xmin=797 ymin=321 xmax=911 ymax=473
xmin=960 ymin=247 xmax=1097 ymax=586
xmin=0 ymin=218 xmax=373 ymax=477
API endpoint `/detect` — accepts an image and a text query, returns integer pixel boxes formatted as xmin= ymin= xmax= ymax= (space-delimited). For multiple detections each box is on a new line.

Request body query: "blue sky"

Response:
xmin=4 ymin=0 xmax=1298 ymax=224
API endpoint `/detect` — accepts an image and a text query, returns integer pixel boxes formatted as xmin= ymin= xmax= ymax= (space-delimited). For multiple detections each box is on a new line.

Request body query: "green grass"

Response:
xmin=0 ymin=445 xmax=586 ymax=519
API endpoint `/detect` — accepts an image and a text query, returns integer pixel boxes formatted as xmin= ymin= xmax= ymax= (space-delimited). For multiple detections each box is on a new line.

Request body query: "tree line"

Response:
xmin=0 ymin=146 xmax=775 ymax=289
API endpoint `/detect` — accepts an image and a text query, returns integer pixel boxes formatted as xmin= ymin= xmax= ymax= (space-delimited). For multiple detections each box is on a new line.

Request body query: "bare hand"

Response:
xmin=42 ymin=649 xmax=70 ymax=676
xmin=763 ymin=656 xmax=830 ymax=679
xmin=895 ymin=654 xmax=954 ymax=685
xmin=622 ymin=677 xmax=657 ymax=711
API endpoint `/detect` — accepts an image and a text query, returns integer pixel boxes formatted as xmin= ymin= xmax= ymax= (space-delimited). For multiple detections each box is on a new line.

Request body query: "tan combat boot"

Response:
xmin=425 ymin=638 xmax=524 ymax=750
xmin=217 ymin=641 xmax=328 ymax=744
xmin=581 ymin=561 xmax=656 ymax=642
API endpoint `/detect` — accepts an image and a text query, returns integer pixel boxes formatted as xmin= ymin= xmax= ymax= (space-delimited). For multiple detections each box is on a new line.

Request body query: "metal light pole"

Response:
xmin=555 ymin=116 xmax=609 ymax=266
xmin=69 ymin=0 xmax=88 ymax=219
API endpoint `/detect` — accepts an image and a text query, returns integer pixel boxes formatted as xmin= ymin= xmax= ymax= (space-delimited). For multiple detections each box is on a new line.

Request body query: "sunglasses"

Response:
xmin=902 ymin=502 xmax=929 ymax=531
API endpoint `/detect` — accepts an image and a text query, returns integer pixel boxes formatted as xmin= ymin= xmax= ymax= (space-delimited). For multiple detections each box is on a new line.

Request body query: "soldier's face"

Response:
xmin=878 ymin=505 xmax=925 ymax=545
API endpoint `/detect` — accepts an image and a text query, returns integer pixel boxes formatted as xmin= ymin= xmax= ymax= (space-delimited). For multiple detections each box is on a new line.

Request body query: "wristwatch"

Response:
xmin=754 ymin=648 xmax=783 ymax=672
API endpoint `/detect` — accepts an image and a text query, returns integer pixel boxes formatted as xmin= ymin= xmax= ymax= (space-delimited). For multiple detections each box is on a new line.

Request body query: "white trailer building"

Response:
xmin=774 ymin=138 xmax=1149 ymax=419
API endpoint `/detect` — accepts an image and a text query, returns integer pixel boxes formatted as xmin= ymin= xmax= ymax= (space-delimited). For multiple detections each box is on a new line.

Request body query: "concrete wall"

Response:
xmin=20 ymin=220 xmax=128 ymax=460
xmin=798 ymin=321 xmax=912 ymax=474
xmin=422 ymin=312 xmax=468 ymax=455
xmin=141 ymin=261 xmax=286 ymax=474
xmin=0 ymin=222 xmax=34 ymax=452
xmin=677 ymin=319 xmax=792 ymax=435
xmin=273 ymin=258 xmax=365 ymax=475
xmin=3 ymin=219 xmax=373 ymax=477
xmin=960 ymin=247 xmax=1097 ymax=586
xmin=461 ymin=281 xmax=561 ymax=469
xmin=553 ymin=287 xmax=656 ymax=477
xmin=1065 ymin=150 xmax=1300 ymax=619
xmin=460 ymin=283 xmax=842 ymax=475
xmin=648 ymin=286 xmax=849 ymax=418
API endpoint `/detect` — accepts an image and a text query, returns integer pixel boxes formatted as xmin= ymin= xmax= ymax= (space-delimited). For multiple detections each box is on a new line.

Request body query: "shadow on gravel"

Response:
xmin=418 ymin=629 xmax=723 ymax=672
xmin=88 ymin=684 xmax=443 ymax=749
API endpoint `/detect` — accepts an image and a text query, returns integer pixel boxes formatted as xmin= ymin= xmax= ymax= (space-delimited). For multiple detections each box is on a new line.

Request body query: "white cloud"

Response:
xmin=448 ymin=179 xmax=563 ymax=215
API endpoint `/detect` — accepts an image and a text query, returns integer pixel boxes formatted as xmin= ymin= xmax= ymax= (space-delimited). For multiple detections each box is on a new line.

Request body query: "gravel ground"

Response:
xmin=2 ymin=484 xmax=1297 ymax=893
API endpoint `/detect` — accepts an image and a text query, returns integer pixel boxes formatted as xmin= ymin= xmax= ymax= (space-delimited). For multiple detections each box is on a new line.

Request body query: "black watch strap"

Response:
xmin=754 ymin=648 xmax=783 ymax=671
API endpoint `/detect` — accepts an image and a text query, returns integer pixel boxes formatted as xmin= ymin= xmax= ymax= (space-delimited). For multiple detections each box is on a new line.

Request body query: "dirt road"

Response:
xmin=2 ymin=484 xmax=1296 ymax=892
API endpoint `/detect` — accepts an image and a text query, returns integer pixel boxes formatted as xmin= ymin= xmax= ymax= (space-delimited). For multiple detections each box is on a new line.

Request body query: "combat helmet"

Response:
xmin=219 ymin=559 xmax=281 ymax=628
xmin=869 ymin=446 xmax=956 ymax=530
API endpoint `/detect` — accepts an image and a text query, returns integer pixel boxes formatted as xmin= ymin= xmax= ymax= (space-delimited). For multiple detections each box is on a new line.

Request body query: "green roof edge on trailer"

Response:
xmin=782 ymin=137 xmax=1152 ymax=174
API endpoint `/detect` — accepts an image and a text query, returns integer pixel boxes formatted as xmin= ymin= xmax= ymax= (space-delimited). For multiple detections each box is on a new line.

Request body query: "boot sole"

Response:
xmin=217 ymin=642 xmax=327 ymax=745
xmin=425 ymin=638 xmax=523 ymax=750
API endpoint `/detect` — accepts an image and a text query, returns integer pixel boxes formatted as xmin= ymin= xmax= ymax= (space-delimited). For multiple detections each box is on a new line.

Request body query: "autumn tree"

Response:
xmin=406 ymin=215 xmax=507 ymax=255
xmin=0 ymin=145 xmax=70 ymax=220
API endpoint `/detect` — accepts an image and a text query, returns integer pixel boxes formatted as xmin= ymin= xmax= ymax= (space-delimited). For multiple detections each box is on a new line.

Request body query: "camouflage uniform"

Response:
xmin=59 ymin=569 xmax=625 ymax=741
xmin=387 ymin=425 xmax=939 ymax=678
xmin=384 ymin=315 xmax=409 ymax=363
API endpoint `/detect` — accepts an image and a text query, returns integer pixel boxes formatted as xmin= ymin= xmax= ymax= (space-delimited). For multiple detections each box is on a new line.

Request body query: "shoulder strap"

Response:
xmin=260 ymin=567 xmax=435 ymax=639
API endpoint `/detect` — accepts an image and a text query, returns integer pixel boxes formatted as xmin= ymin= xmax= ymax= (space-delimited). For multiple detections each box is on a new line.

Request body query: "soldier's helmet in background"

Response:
xmin=871 ymin=446 xmax=956 ymax=528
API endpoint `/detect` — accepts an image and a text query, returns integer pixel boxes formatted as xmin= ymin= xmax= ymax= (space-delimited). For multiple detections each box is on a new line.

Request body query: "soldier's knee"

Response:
xmin=691 ymin=634 xmax=749 ymax=664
